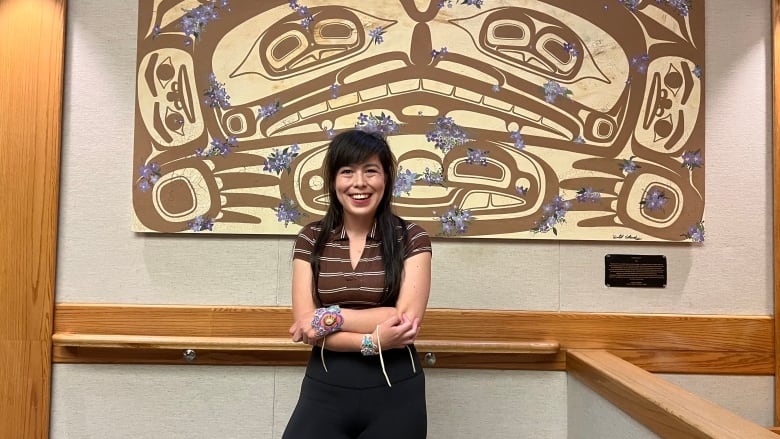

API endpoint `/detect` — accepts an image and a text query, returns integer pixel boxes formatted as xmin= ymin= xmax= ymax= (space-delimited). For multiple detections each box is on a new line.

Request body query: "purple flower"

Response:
xmin=640 ymin=188 xmax=668 ymax=211
xmin=630 ymin=53 xmax=650 ymax=74
xmin=619 ymin=156 xmax=640 ymax=175
xmin=573 ymin=136 xmax=585 ymax=144
xmin=656 ymin=0 xmax=690 ymax=16
xmin=422 ymin=167 xmax=445 ymax=186
xmin=203 ymin=73 xmax=230 ymax=109
xmin=178 ymin=1 xmax=229 ymax=45
xmin=576 ymin=187 xmax=601 ymax=203
xmin=436 ymin=206 xmax=474 ymax=236
xmin=531 ymin=195 xmax=572 ymax=235
xmin=188 ymin=215 xmax=215 ymax=232
xmin=274 ymin=196 xmax=305 ymax=227
xmin=355 ymin=112 xmax=399 ymax=136
xmin=681 ymin=149 xmax=703 ymax=170
xmin=692 ymin=65 xmax=702 ymax=78
xmin=330 ymin=83 xmax=339 ymax=99
xmin=541 ymin=80 xmax=572 ymax=103
xmin=257 ymin=100 xmax=281 ymax=119
xmin=426 ymin=116 xmax=469 ymax=153
xmin=563 ymin=42 xmax=579 ymax=57
xmin=431 ymin=47 xmax=448 ymax=59
xmin=152 ymin=25 xmax=161 ymax=38
xmin=263 ymin=144 xmax=300 ymax=175
xmin=516 ymin=186 xmax=529 ymax=196
xmin=137 ymin=162 xmax=161 ymax=192
xmin=682 ymin=221 xmax=705 ymax=242
xmin=438 ymin=0 xmax=483 ymax=7
xmin=510 ymin=130 xmax=525 ymax=150
xmin=289 ymin=1 xmax=314 ymax=29
xmin=465 ymin=148 xmax=489 ymax=166
xmin=324 ymin=127 xmax=335 ymax=138
xmin=196 ymin=136 xmax=238 ymax=158
xmin=369 ymin=27 xmax=385 ymax=45
xmin=618 ymin=0 xmax=641 ymax=12
xmin=492 ymin=84 xmax=500 ymax=92
xmin=394 ymin=167 xmax=419 ymax=197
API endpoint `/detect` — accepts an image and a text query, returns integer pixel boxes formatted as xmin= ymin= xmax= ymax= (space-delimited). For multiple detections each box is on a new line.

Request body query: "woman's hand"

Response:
xmin=375 ymin=313 xmax=420 ymax=350
xmin=289 ymin=310 xmax=318 ymax=344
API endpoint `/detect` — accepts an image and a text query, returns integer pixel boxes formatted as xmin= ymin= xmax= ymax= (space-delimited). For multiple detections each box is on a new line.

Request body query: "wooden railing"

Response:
xmin=567 ymin=350 xmax=778 ymax=438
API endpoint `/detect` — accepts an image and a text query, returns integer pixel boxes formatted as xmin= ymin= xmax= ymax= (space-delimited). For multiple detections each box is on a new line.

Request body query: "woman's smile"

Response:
xmin=335 ymin=156 xmax=386 ymax=219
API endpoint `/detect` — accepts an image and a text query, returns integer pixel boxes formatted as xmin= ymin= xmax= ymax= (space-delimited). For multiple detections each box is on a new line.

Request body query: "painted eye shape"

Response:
xmin=164 ymin=108 xmax=185 ymax=136
xmin=156 ymin=57 xmax=176 ymax=88
xmin=653 ymin=115 xmax=674 ymax=141
xmin=234 ymin=6 xmax=394 ymax=78
xmin=663 ymin=65 xmax=684 ymax=96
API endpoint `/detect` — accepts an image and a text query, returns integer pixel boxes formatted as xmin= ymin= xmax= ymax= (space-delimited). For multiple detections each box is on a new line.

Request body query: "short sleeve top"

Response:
xmin=292 ymin=220 xmax=431 ymax=308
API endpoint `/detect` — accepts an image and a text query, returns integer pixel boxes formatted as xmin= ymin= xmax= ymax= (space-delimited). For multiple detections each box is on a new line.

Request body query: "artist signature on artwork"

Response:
xmin=612 ymin=234 xmax=642 ymax=241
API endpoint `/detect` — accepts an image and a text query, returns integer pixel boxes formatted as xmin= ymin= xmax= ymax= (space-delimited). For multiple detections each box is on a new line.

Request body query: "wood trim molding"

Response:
xmin=52 ymin=304 xmax=773 ymax=373
xmin=773 ymin=0 xmax=780 ymax=426
xmin=0 ymin=1 xmax=66 ymax=438
xmin=567 ymin=350 xmax=778 ymax=438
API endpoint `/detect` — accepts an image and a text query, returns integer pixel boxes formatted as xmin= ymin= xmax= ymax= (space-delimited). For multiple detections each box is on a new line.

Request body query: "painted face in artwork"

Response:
xmin=137 ymin=48 xmax=204 ymax=147
xmin=635 ymin=56 xmax=702 ymax=154
xmin=334 ymin=156 xmax=386 ymax=221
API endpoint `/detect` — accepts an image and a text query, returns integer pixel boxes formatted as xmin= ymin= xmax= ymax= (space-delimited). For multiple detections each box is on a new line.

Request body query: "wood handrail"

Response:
xmin=52 ymin=333 xmax=559 ymax=355
xmin=567 ymin=349 xmax=777 ymax=438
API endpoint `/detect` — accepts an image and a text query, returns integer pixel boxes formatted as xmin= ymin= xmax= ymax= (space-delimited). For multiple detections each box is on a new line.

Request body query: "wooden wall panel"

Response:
xmin=53 ymin=304 xmax=774 ymax=374
xmin=0 ymin=0 xmax=66 ymax=437
xmin=773 ymin=0 xmax=780 ymax=426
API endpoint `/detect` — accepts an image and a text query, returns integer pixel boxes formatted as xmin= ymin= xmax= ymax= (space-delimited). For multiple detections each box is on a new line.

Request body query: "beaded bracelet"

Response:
xmin=311 ymin=305 xmax=344 ymax=337
xmin=360 ymin=333 xmax=379 ymax=356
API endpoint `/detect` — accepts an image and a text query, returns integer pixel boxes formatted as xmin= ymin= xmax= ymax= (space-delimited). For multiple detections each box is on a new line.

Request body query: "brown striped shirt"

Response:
xmin=292 ymin=220 xmax=432 ymax=308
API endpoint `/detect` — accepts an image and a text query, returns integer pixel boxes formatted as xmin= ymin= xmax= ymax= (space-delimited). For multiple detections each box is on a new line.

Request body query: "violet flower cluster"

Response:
xmin=188 ymin=215 xmax=215 ymax=232
xmin=619 ymin=156 xmax=640 ymax=175
xmin=436 ymin=206 xmax=474 ymax=236
xmin=263 ymin=144 xmax=300 ymax=175
xmin=531 ymin=195 xmax=572 ymax=235
xmin=394 ymin=167 xmax=419 ymax=197
xmin=137 ymin=162 xmax=161 ymax=192
xmin=541 ymin=80 xmax=572 ymax=103
xmin=422 ymin=167 xmax=446 ymax=186
xmin=274 ymin=196 xmax=305 ymax=227
xmin=575 ymin=187 xmax=601 ymax=203
xmin=426 ymin=116 xmax=469 ymax=154
xmin=355 ymin=112 xmax=399 ymax=136
xmin=681 ymin=150 xmax=703 ymax=170
xmin=682 ymin=221 xmax=705 ymax=243
xmin=640 ymin=189 xmax=668 ymax=211
xmin=196 ymin=137 xmax=238 ymax=158
xmin=179 ymin=0 xmax=229 ymax=46
xmin=289 ymin=1 xmax=314 ymax=29
xmin=203 ymin=73 xmax=230 ymax=109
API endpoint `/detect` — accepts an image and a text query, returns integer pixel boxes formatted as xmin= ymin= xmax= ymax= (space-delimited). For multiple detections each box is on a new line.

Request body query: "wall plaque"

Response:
xmin=605 ymin=254 xmax=666 ymax=288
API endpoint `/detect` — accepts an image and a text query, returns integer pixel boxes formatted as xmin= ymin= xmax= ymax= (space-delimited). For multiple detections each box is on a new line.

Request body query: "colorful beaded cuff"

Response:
xmin=311 ymin=305 xmax=344 ymax=337
xmin=360 ymin=333 xmax=379 ymax=356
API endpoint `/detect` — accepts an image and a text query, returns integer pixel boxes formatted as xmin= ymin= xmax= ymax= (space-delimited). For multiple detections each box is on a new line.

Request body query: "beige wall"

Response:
xmin=51 ymin=0 xmax=774 ymax=437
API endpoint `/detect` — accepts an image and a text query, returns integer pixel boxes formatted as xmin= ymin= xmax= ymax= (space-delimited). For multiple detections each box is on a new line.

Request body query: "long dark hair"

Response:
xmin=310 ymin=129 xmax=407 ymax=306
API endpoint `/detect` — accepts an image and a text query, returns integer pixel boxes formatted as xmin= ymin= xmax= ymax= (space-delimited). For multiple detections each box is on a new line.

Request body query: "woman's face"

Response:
xmin=333 ymin=155 xmax=386 ymax=222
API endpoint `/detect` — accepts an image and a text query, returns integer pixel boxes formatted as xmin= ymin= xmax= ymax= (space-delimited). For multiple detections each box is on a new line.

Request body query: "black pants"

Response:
xmin=282 ymin=347 xmax=427 ymax=439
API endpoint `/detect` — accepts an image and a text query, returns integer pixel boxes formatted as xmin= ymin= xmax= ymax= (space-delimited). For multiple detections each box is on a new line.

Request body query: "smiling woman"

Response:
xmin=284 ymin=129 xmax=433 ymax=439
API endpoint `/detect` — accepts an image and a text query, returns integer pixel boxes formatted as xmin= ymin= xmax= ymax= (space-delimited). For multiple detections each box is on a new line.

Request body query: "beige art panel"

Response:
xmin=133 ymin=0 xmax=704 ymax=241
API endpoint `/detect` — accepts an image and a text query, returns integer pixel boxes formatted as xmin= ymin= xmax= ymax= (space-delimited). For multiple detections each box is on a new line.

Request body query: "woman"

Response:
xmin=283 ymin=129 xmax=432 ymax=439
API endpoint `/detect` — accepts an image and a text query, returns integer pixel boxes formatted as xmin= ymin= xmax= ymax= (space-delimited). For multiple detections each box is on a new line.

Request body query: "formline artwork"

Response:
xmin=133 ymin=0 xmax=704 ymax=242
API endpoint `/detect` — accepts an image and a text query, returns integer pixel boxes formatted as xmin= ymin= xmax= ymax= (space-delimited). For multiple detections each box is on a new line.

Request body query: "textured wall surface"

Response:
xmin=52 ymin=0 xmax=773 ymax=437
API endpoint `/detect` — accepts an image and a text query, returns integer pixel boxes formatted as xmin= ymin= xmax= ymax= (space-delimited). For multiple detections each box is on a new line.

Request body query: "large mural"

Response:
xmin=133 ymin=0 xmax=704 ymax=242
